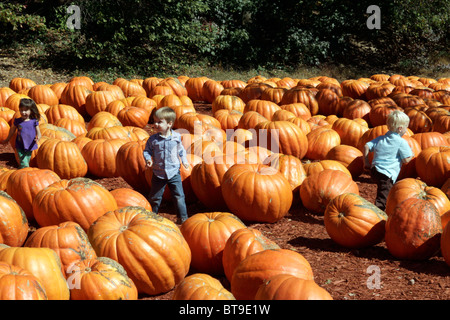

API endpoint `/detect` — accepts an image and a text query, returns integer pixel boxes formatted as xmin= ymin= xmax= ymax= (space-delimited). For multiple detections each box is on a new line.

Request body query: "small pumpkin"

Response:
xmin=68 ymin=257 xmax=138 ymax=300
xmin=173 ymin=273 xmax=235 ymax=300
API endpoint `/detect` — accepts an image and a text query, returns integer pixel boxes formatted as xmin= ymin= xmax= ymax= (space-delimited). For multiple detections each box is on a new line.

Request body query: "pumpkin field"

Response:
xmin=0 ymin=70 xmax=449 ymax=302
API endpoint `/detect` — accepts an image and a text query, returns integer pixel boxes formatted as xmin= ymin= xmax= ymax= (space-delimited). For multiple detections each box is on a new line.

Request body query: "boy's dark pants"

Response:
xmin=148 ymin=172 xmax=188 ymax=222
xmin=370 ymin=167 xmax=393 ymax=211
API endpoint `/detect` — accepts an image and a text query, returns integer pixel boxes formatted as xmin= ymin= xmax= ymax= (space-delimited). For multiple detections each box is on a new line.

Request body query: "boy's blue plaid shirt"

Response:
xmin=143 ymin=130 xmax=188 ymax=180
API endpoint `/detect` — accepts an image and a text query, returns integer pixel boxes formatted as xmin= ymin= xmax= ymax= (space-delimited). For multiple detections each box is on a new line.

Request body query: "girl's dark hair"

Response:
xmin=19 ymin=98 xmax=41 ymax=121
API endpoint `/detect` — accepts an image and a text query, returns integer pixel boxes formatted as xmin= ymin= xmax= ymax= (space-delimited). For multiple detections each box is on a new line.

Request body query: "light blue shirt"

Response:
xmin=365 ymin=131 xmax=413 ymax=183
xmin=143 ymin=130 xmax=188 ymax=180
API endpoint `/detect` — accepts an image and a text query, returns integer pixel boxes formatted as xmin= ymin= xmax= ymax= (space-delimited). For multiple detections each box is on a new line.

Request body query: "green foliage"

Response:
xmin=1 ymin=0 xmax=449 ymax=76
xmin=0 ymin=2 xmax=48 ymax=45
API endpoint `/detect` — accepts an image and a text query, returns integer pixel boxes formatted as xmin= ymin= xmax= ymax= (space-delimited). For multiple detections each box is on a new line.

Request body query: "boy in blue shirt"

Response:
xmin=144 ymin=107 xmax=190 ymax=224
xmin=364 ymin=110 xmax=414 ymax=211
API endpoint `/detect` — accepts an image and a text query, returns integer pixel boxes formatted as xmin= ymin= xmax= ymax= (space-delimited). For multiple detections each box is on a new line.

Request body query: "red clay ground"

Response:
xmin=0 ymin=102 xmax=448 ymax=301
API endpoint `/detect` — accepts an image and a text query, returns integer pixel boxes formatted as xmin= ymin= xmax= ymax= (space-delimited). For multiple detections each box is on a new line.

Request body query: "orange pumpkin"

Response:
xmin=87 ymin=206 xmax=191 ymax=295
xmin=84 ymin=90 xmax=118 ymax=117
xmin=24 ymin=221 xmax=97 ymax=278
xmin=116 ymin=106 xmax=150 ymax=128
xmin=221 ymin=163 xmax=293 ymax=223
xmin=212 ymin=95 xmax=245 ymax=114
xmin=110 ymin=187 xmax=152 ymax=211
xmin=60 ymin=84 xmax=92 ymax=116
xmin=300 ymin=169 xmax=359 ymax=214
xmin=324 ymin=193 xmax=387 ymax=248
xmin=0 ymin=191 xmax=29 ymax=247
xmin=185 ymin=76 xmax=209 ymax=102
xmin=222 ymin=228 xmax=279 ymax=282
xmin=36 ymin=138 xmax=88 ymax=179
xmin=305 ymin=126 xmax=341 ymax=160
xmin=385 ymin=198 xmax=442 ymax=260
xmin=180 ymin=212 xmax=246 ymax=275
xmin=244 ymin=99 xmax=281 ymax=120
xmin=6 ymin=167 xmax=61 ymax=221
xmin=441 ymin=221 xmax=450 ymax=267
xmin=87 ymin=124 xmax=133 ymax=141
xmin=32 ymin=177 xmax=118 ymax=231
xmin=68 ymin=257 xmax=138 ymax=300
xmin=253 ymin=120 xmax=308 ymax=159
xmin=114 ymin=140 xmax=149 ymax=192
xmin=415 ymin=146 xmax=450 ymax=187
xmin=385 ymin=178 xmax=450 ymax=217
xmin=326 ymin=144 xmax=364 ymax=178
xmin=81 ymin=138 xmax=128 ymax=178
xmin=280 ymin=87 xmax=319 ymax=115
xmin=0 ymin=261 xmax=48 ymax=300
xmin=53 ymin=118 xmax=87 ymax=137
xmin=9 ymin=77 xmax=36 ymax=93
xmin=172 ymin=273 xmax=235 ymax=300
xmin=255 ymin=274 xmax=333 ymax=300
xmin=230 ymin=249 xmax=314 ymax=300
xmin=190 ymin=155 xmax=235 ymax=210
xmin=0 ymin=247 xmax=70 ymax=300
xmin=27 ymin=85 xmax=59 ymax=106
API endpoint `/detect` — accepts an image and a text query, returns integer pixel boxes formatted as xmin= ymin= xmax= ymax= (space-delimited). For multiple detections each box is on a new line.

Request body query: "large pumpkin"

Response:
xmin=305 ymin=126 xmax=341 ymax=160
xmin=0 ymin=247 xmax=70 ymax=300
xmin=87 ymin=206 xmax=191 ymax=295
xmin=81 ymin=138 xmax=128 ymax=178
xmin=190 ymin=155 xmax=235 ymax=210
xmin=326 ymin=144 xmax=364 ymax=178
xmin=221 ymin=163 xmax=293 ymax=223
xmin=115 ymin=140 xmax=149 ymax=193
xmin=0 ymin=261 xmax=48 ymax=300
xmin=300 ymin=169 xmax=359 ymax=214
xmin=254 ymin=274 xmax=333 ymax=300
xmin=415 ymin=146 xmax=450 ymax=187
xmin=230 ymin=249 xmax=314 ymax=300
xmin=263 ymin=153 xmax=307 ymax=199
xmin=68 ymin=257 xmax=138 ymax=300
xmin=24 ymin=221 xmax=97 ymax=278
xmin=36 ymin=138 xmax=88 ymax=179
xmin=324 ymin=193 xmax=387 ymax=249
xmin=32 ymin=177 xmax=118 ymax=231
xmin=385 ymin=198 xmax=442 ymax=260
xmin=110 ymin=187 xmax=152 ymax=211
xmin=385 ymin=178 xmax=450 ymax=217
xmin=441 ymin=221 xmax=450 ymax=267
xmin=6 ymin=167 xmax=61 ymax=221
xmin=180 ymin=212 xmax=246 ymax=275
xmin=27 ymin=84 xmax=59 ymax=106
xmin=0 ymin=191 xmax=28 ymax=247
xmin=172 ymin=273 xmax=235 ymax=300
xmin=253 ymin=120 xmax=308 ymax=159
xmin=222 ymin=228 xmax=279 ymax=282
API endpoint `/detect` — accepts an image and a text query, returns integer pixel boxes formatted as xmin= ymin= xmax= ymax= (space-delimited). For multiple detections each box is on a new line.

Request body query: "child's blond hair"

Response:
xmin=154 ymin=106 xmax=176 ymax=123
xmin=386 ymin=110 xmax=409 ymax=131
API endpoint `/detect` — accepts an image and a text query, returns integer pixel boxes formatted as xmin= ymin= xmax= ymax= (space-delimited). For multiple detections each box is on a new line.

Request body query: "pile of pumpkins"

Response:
xmin=0 ymin=73 xmax=448 ymax=300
